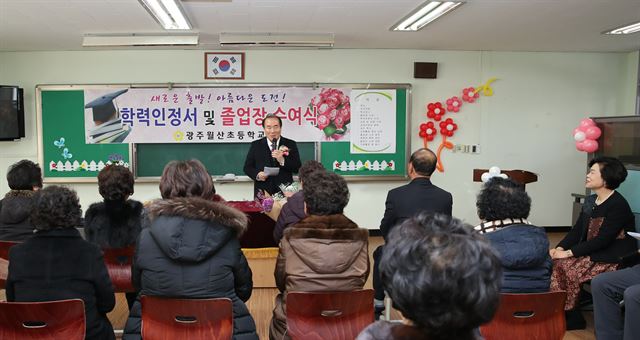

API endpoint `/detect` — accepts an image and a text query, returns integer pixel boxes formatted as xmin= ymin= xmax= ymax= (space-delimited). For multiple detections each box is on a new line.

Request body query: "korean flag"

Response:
xmin=206 ymin=53 xmax=245 ymax=79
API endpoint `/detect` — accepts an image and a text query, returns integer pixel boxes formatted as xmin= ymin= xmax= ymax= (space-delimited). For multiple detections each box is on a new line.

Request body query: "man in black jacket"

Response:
xmin=374 ymin=148 xmax=453 ymax=318
xmin=243 ymin=114 xmax=301 ymax=197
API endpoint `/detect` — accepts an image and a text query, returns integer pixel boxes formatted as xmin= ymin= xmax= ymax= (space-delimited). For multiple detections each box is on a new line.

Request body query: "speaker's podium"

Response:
xmin=226 ymin=200 xmax=278 ymax=287
xmin=472 ymin=169 xmax=538 ymax=188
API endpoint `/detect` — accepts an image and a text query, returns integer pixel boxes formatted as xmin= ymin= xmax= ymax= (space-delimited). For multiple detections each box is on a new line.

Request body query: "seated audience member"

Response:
xmin=358 ymin=212 xmax=502 ymax=340
xmin=475 ymin=177 xmax=552 ymax=293
xmin=272 ymin=160 xmax=325 ymax=243
xmin=6 ymin=186 xmax=116 ymax=340
xmin=0 ymin=160 xmax=42 ymax=240
xmin=84 ymin=164 xmax=144 ymax=248
xmin=270 ymin=171 xmax=369 ymax=340
xmin=550 ymin=156 xmax=637 ymax=329
xmin=374 ymin=148 xmax=452 ymax=318
xmin=123 ymin=160 xmax=257 ymax=340
xmin=592 ymin=263 xmax=640 ymax=340
xmin=84 ymin=164 xmax=144 ymax=309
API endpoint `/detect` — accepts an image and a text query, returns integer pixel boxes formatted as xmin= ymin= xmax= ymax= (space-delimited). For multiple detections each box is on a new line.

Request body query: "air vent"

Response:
xmin=219 ymin=33 xmax=334 ymax=48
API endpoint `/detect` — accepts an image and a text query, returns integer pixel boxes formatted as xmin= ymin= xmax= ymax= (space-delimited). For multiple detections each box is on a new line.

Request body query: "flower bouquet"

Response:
xmin=279 ymin=182 xmax=300 ymax=198
xmin=255 ymin=182 xmax=302 ymax=221
xmin=255 ymin=190 xmax=286 ymax=221
xmin=309 ymin=88 xmax=351 ymax=141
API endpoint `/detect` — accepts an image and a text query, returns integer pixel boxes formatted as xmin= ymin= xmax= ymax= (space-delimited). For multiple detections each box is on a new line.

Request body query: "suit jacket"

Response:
xmin=243 ymin=136 xmax=301 ymax=196
xmin=380 ymin=177 xmax=453 ymax=240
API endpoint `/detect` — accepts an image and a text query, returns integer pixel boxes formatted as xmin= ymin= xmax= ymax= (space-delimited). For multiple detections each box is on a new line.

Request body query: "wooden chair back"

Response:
xmin=0 ymin=241 xmax=19 ymax=289
xmin=141 ymin=296 xmax=233 ymax=340
xmin=102 ymin=246 xmax=135 ymax=292
xmin=480 ymin=291 xmax=567 ymax=340
xmin=286 ymin=289 xmax=374 ymax=340
xmin=0 ymin=299 xmax=85 ymax=340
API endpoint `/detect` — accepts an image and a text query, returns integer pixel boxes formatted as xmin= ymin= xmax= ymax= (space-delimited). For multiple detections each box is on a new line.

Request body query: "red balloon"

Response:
xmin=585 ymin=126 xmax=601 ymax=140
xmin=579 ymin=118 xmax=595 ymax=129
xmin=582 ymin=139 xmax=599 ymax=153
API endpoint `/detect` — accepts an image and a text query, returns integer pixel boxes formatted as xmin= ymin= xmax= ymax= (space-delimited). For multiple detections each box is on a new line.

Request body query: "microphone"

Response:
xmin=270 ymin=138 xmax=278 ymax=166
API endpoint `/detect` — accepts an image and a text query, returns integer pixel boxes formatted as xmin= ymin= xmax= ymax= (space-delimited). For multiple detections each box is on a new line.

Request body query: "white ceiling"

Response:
xmin=0 ymin=0 xmax=639 ymax=52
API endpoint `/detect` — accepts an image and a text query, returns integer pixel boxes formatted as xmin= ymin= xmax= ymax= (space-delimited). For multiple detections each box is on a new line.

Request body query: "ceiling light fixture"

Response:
xmin=82 ymin=34 xmax=199 ymax=47
xmin=392 ymin=1 xmax=464 ymax=31
xmin=604 ymin=21 xmax=640 ymax=35
xmin=138 ymin=0 xmax=192 ymax=30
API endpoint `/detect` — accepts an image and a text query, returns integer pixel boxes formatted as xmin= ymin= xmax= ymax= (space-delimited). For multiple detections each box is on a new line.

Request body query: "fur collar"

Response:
xmin=147 ymin=197 xmax=248 ymax=236
xmin=285 ymin=214 xmax=368 ymax=241
xmin=4 ymin=190 xmax=36 ymax=199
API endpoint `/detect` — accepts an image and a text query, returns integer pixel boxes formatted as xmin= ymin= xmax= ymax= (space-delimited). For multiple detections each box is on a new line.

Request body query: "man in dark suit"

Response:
xmin=244 ymin=114 xmax=302 ymax=197
xmin=374 ymin=148 xmax=453 ymax=318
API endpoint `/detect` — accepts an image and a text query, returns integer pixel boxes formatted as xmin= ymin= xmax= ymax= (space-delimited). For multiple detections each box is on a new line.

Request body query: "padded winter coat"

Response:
xmin=123 ymin=197 xmax=258 ymax=340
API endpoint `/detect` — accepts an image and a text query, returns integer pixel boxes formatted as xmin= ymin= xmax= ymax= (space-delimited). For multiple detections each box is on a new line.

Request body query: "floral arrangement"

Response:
xmin=255 ymin=182 xmax=302 ymax=221
xmin=278 ymin=145 xmax=290 ymax=156
xmin=309 ymin=88 xmax=351 ymax=140
xmin=279 ymin=182 xmax=300 ymax=197
xmin=255 ymin=182 xmax=300 ymax=221
xmin=255 ymin=190 xmax=282 ymax=213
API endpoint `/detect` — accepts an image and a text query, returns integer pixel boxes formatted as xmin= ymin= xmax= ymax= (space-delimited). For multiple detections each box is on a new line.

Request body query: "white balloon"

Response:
xmin=481 ymin=172 xmax=491 ymax=182
xmin=574 ymin=131 xmax=586 ymax=142
xmin=499 ymin=173 xmax=508 ymax=179
xmin=489 ymin=166 xmax=501 ymax=176
xmin=447 ymin=125 xmax=454 ymax=131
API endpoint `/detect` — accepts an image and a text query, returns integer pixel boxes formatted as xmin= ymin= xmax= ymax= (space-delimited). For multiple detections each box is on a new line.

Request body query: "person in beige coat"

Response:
xmin=269 ymin=171 xmax=370 ymax=340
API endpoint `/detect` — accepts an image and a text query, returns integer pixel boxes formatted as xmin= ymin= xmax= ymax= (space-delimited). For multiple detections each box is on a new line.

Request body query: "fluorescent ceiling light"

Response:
xmin=604 ymin=21 xmax=640 ymax=35
xmin=83 ymin=34 xmax=199 ymax=47
xmin=392 ymin=1 xmax=464 ymax=31
xmin=220 ymin=33 xmax=334 ymax=48
xmin=138 ymin=0 xmax=192 ymax=30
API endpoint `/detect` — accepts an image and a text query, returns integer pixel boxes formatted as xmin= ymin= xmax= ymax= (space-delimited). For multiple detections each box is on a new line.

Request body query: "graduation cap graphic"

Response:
xmin=85 ymin=89 xmax=128 ymax=124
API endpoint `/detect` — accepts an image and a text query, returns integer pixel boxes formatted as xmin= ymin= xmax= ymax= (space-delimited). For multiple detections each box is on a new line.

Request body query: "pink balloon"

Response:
xmin=585 ymin=126 xmax=601 ymax=140
xmin=582 ymin=139 xmax=599 ymax=153
xmin=579 ymin=118 xmax=595 ymax=129
xmin=576 ymin=141 xmax=586 ymax=151
xmin=573 ymin=127 xmax=582 ymax=135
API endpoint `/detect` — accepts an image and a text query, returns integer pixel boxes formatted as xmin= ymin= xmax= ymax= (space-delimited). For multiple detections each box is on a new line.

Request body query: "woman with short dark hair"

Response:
xmin=123 ymin=159 xmax=257 ymax=340
xmin=84 ymin=164 xmax=144 ymax=309
xmin=269 ymin=171 xmax=369 ymax=340
xmin=475 ymin=177 xmax=552 ymax=293
xmin=273 ymin=160 xmax=326 ymax=243
xmin=84 ymin=165 xmax=144 ymax=248
xmin=357 ymin=213 xmax=502 ymax=340
xmin=550 ymin=156 xmax=637 ymax=329
xmin=6 ymin=186 xmax=116 ymax=340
